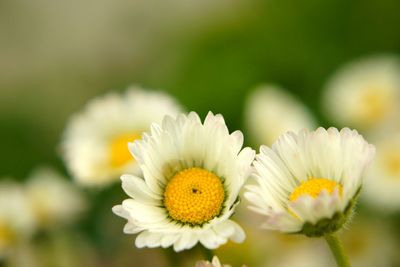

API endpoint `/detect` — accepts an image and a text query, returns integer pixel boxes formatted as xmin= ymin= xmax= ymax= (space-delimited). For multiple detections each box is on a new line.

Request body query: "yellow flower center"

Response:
xmin=0 ymin=222 xmax=16 ymax=246
xmin=360 ymin=86 xmax=391 ymax=127
xmin=109 ymin=133 xmax=140 ymax=168
xmin=383 ymin=149 xmax=400 ymax=177
xmin=289 ymin=178 xmax=343 ymax=202
xmin=163 ymin=167 xmax=225 ymax=225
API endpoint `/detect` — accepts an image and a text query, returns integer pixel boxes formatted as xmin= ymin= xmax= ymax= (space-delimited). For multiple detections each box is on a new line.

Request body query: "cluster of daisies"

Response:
xmin=4 ymin=54 xmax=400 ymax=266
xmin=59 ymin=66 xmax=381 ymax=266
xmin=0 ymin=168 xmax=86 ymax=258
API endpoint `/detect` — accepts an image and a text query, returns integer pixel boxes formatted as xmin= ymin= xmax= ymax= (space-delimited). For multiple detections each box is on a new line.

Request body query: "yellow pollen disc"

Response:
xmin=109 ymin=133 xmax=140 ymax=168
xmin=383 ymin=150 xmax=400 ymax=176
xmin=163 ymin=167 xmax=225 ymax=225
xmin=289 ymin=178 xmax=343 ymax=202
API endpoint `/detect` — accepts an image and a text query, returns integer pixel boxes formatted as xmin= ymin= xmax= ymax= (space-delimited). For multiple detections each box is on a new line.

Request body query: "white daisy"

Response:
xmin=245 ymin=85 xmax=316 ymax=146
xmin=323 ymin=55 xmax=400 ymax=131
xmin=0 ymin=180 xmax=35 ymax=258
xmin=62 ymin=86 xmax=182 ymax=186
xmin=245 ymin=127 xmax=375 ymax=236
xmin=26 ymin=167 xmax=87 ymax=228
xmin=112 ymin=112 xmax=255 ymax=252
xmin=362 ymin=129 xmax=400 ymax=212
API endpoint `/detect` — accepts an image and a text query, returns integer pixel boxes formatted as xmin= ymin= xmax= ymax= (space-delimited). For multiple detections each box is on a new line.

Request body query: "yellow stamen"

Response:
xmin=164 ymin=167 xmax=225 ymax=225
xmin=289 ymin=178 xmax=342 ymax=202
xmin=109 ymin=133 xmax=140 ymax=168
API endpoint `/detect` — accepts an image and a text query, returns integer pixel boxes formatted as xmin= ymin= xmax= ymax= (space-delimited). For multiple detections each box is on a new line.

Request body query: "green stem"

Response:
xmin=199 ymin=245 xmax=213 ymax=261
xmin=324 ymin=234 xmax=351 ymax=267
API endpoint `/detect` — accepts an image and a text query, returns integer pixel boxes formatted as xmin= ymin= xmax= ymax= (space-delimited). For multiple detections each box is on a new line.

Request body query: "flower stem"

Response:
xmin=199 ymin=245 xmax=213 ymax=261
xmin=324 ymin=233 xmax=351 ymax=267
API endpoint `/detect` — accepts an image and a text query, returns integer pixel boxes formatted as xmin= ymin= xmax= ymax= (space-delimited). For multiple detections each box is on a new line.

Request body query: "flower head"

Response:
xmin=245 ymin=85 xmax=316 ymax=146
xmin=245 ymin=128 xmax=375 ymax=236
xmin=62 ymin=86 xmax=182 ymax=186
xmin=113 ymin=112 xmax=255 ymax=251
xmin=0 ymin=181 xmax=35 ymax=257
xmin=362 ymin=129 xmax=400 ymax=212
xmin=323 ymin=55 xmax=400 ymax=131
xmin=26 ymin=167 xmax=87 ymax=228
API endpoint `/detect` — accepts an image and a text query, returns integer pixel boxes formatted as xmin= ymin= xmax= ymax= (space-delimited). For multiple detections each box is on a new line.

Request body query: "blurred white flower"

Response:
xmin=244 ymin=85 xmax=316 ymax=146
xmin=323 ymin=55 xmax=400 ymax=131
xmin=62 ymin=86 xmax=182 ymax=186
xmin=0 ymin=180 xmax=35 ymax=258
xmin=196 ymin=256 xmax=234 ymax=267
xmin=26 ymin=168 xmax=87 ymax=228
xmin=245 ymin=128 xmax=374 ymax=236
xmin=362 ymin=129 xmax=400 ymax=212
xmin=113 ymin=112 xmax=255 ymax=252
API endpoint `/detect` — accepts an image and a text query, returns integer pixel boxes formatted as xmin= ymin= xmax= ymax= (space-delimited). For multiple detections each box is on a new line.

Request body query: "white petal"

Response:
xmin=135 ymin=231 xmax=163 ymax=248
xmin=225 ymin=220 xmax=245 ymax=243
xmin=122 ymin=199 xmax=167 ymax=224
xmin=112 ymin=205 xmax=130 ymax=220
xmin=161 ymin=234 xmax=180 ymax=248
xmin=199 ymin=229 xmax=227 ymax=249
xmin=123 ymin=222 xmax=144 ymax=234
xmin=288 ymin=196 xmax=317 ymax=224
xmin=121 ymin=174 xmax=161 ymax=205
xmin=173 ymin=231 xmax=198 ymax=252
xmin=263 ymin=212 xmax=302 ymax=233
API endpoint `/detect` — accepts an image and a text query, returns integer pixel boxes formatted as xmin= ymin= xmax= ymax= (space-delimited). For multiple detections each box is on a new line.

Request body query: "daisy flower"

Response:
xmin=323 ymin=55 xmax=400 ymax=131
xmin=0 ymin=180 xmax=35 ymax=258
xmin=26 ymin=167 xmax=87 ymax=228
xmin=112 ymin=112 xmax=255 ymax=252
xmin=362 ymin=129 xmax=400 ymax=212
xmin=245 ymin=127 xmax=375 ymax=237
xmin=62 ymin=86 xmax=182 ymax=186
xmin=245 ymin=85 xmax=316 ymax=146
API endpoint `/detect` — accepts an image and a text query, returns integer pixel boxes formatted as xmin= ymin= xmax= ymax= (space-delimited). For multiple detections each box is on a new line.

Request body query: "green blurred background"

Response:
xmin=1 ymin=0 xmax=400 ymax=178
xmin=1 ymin=0 xmax=400 ymax=266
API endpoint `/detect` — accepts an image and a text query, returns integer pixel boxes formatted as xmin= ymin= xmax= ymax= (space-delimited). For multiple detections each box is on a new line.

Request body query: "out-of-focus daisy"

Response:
xmin=362 ymin=129 xmax=400 ymax=212
xmin=196 ymin=255 xmax=242 ymax=267
xmin=113 ymin=112 xmax=255 ymax=252
xmin=244 ymin=85 xmax=316 ymax=146
xmin=0 ymin=181 xmax=35 ymax=258
xmin=323 ymin=55 xmax=400 ymax=131
xmin=245 ymin=127 xmax=374 ymax=236
xmin=62 ymin=86 xmax=182 ymax=186
xmin=26 ymin=168 xmax=87 ymax=228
